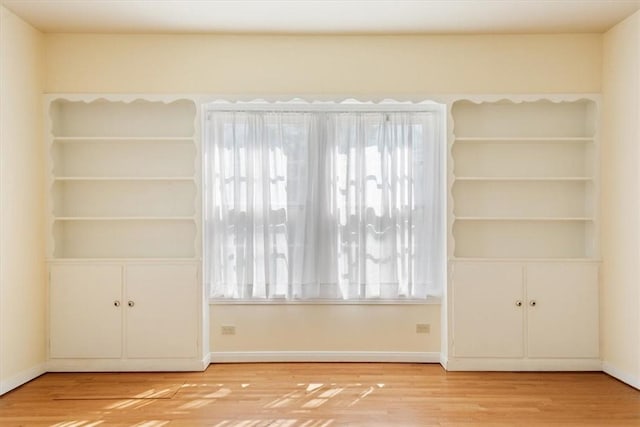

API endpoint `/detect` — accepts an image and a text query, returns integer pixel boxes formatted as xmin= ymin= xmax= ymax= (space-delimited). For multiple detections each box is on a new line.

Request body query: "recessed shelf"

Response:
xmin=451 ymin=98 xmax=598 ymax=260
xmin=451 ymin=99 xmax=596 ymax=138
xmin=455 ymin=217 xmax=594 ymax=222
xmin=453 ymin=179 xmax=592 ymax=218
xmin=52 ymin=217 xmax=197 ymax=259
xmin=54 ymin=177 xmax=195 ymax=181
xmin=50 ymin=99 xmax=196 ymax=138
xmin=54 ymin=217 xmax=195 ymax=221
xmin=47 ymin=258 xmax=201 ymax=262
xmin=454 ymin=137 xmax=593 ymax=143
xmin=450 ymin=257 xmax=600 ymax=262
xmin=453 ymin=220 xmax=595 ymax=259
xmin=53 ymin=136 xmax=194 ymax=142
xmin=454 ymin=177 xmax=593 ymax=182
xmin=48 ymin=98 xmax=198 ymax=260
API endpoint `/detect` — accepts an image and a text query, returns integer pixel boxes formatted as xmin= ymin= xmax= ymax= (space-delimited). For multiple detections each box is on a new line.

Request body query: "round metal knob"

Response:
xmin=128 ymin=301 xmax=135 ymax=307
xmin=529 ymin=300 xmax=537 ymax=307
xmin=515 ymin=300 xmax=522 ymax=307
xmin=113 ymin=300 xmax=120 ymax=307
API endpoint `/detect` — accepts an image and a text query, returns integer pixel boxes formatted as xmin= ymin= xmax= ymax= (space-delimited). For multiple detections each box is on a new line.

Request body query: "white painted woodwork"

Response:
xmin=46 ymin=97 xmax=198 ymax=260
xmin=125 ymin=264 xmax=199 ymax=359
xmin=451 ymin=98 xmax=599 ymax=260
xmin=450 ymin=261 xmax=600 ymax=365
xmin=49 ymin=264 xmax=122 ymax=358
xmin=48 ymin=261 xmax=201 ymax=368
xmin=527 ymin=263 xmax=599 ymax=358
xmin=448 ymin=96 xmax=600 ymax=369
xmin=452 ymin=262 xmax=524 ymax=358
xmin=44 ymin=95 xmax=204 ymax=371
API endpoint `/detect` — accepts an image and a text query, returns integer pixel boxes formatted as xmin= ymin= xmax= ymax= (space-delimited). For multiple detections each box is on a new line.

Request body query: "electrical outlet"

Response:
xmin=221 ymin=325 xmax=236 ymax=335
xmin=415 ymin=323 xmax=430 ymax=334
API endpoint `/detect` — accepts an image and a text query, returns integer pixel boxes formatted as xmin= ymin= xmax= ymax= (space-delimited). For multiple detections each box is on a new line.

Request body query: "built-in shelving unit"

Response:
xmin=47 ymin=98 xmax=198 ymax=259
xmin=451 ymin=99 xmax=598 ymax=260
xmin=46 ymin=96 xmax=205 ymax=372
xmin=447 ymin=96 xmax=601 ymax=372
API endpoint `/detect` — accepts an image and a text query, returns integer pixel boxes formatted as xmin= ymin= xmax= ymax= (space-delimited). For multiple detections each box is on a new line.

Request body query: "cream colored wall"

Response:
xmin=44 ymin=34 xmax=602 ymax=94
xmin=601 ymin=10 xmax=640 ymax=388
xmin=43 ymin=32 xmax=602 ymax=356
xmin=210 ymin=304 xmax=440 ymax=354
xmin=0 ymin=6 xmax=46 ymax=393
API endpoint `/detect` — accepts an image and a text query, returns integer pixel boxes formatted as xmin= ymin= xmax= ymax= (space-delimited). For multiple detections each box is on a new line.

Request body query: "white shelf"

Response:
xmin=454 ymin=137 xmax=593 ymax=143
xmin=54 ymin=176 xmax=195 ymax=181
xmin=50 ymin=99 xmax=196 ymax=138
xmin=48 ymin=98 xmax=198 ymax=260
xmin=54 ymin=217 xmax=195 ymax=221
xmin=53 ymin=137 xmax=194 ymax=142
xmin=451 ymin=98 xmax=598 ymax=260
xmin=52 ymin=180 xmax=196 ymax=217
xmin=453 ymin=220 xmax=595 ymax=259
xmin=53 ymin=220 xmax=197 ymax=259
xmin=454 ymin=177 xmax=593 ymax=182
xmin=451 ymin=99 xmax=596 ymax=138
xmin=453 ymin=179 xmax=592 ymax=218
xmin=455 ymin=217 xmax=594 ymax=222
xmin=47 ymin=258 xmax=201 ymax=262
xmin=451 ymin=257 xmax=600 ymax=262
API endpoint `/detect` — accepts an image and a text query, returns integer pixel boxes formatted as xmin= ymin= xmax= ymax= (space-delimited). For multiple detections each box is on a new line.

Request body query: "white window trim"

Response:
xmin=202 ymin=98 xmax=447 ymax=305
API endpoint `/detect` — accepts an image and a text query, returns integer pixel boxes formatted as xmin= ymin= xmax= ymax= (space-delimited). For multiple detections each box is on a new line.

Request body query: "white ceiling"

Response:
xmin=2 ymin=0 xmax=640 ymax=34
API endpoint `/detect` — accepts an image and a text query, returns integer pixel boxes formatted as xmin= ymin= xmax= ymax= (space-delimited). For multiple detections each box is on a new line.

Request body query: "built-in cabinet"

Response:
xmin=447 ymin=97 xmax=601 ymax=371
xmin=46 ymin=96 xmax=206 ymax=371
xmin=49 ymin=263 xmax=200 ymax=367
xmin=43 ymin=94 xmax=601 ymax=373
xmin=451 ymin=262 xmax=599 ymax=369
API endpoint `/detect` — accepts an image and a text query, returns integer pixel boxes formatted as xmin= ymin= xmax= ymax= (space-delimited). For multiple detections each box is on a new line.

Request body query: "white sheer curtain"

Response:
xmin=204 ymin=108 xmax=443 ymax=300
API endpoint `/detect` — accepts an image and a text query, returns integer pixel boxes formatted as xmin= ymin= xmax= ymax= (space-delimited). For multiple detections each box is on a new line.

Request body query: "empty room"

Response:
xmin=1 ymin=0 xmax=639 ymax=425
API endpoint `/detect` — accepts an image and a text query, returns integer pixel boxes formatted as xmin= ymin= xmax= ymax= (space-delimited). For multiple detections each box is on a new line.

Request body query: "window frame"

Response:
xmin=202 ymin=99 xmax=447 ymax=305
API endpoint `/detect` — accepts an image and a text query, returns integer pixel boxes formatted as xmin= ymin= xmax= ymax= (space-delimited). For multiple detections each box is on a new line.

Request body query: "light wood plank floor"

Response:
xmin=1 ymin=363 xmax=639 ymax=426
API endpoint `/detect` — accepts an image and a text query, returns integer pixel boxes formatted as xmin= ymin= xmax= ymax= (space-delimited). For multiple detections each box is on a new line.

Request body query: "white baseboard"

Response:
xmin=446 ymin=357 xmax=602 ymax=372
xmin=209 ymin=351 xmax=441 ymax=363
xmin=47 ymin=357 xmax=209 ymax=372
xmin=0 ymin=363 xmax=46 ymax=396
xmin=439 ymin=354 xmax=448 ymax=370
xmin=602 ymin=361 xmax=640 ymax=390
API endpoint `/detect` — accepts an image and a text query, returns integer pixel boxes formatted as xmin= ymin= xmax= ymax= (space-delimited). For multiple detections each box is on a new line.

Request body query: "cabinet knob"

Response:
xmin=515 ymin=300 xmax=522 ymax=307
xmin=128 ymin=300 xmax=135 ymax=307
xmin=113 ymin=300 xmax=120 ymax=307
xmin=529 ymin=300 xmax=537 ymax=307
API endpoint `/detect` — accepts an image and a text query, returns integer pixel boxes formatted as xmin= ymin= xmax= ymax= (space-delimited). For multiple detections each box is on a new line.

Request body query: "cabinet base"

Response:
xmin=444 ymin=357 xmax=602 ymax=371
xmin=47 ymin=357 xmax=209 ymax=372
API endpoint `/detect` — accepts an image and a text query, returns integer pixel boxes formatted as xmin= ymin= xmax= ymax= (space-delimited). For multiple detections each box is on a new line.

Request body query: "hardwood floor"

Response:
xmin=1 ymin=363 xmax=639 ymax=426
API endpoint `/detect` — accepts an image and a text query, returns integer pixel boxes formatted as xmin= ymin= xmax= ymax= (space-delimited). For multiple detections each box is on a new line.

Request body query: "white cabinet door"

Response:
xmin=50 ymin=264 xmax=122 ymax=358
xmin=453 ymin=262 xmax=524 ymax=358
xmin=125 ymin=264 xmax=199 ymax=359
xmin=527 ymin=263 xmax=599 ymax=358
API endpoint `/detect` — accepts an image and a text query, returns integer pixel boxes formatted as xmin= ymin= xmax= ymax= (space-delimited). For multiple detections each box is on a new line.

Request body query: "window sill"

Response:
xmin=209 ymin=297 xmax=441 ymax=306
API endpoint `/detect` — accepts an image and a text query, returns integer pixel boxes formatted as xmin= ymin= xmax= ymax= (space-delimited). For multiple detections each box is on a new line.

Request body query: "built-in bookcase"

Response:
xmin=47 ymin=98 xmax=198 ymax=259
xmin=451 ymin=99 xmax=598 ymax=259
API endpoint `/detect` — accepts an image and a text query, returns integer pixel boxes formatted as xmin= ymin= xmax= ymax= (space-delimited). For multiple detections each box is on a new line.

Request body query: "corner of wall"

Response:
xmin=0 ymin=4 xmax=47 ymax=395
xmin=600 ymin=8 xmax=640 ymax=390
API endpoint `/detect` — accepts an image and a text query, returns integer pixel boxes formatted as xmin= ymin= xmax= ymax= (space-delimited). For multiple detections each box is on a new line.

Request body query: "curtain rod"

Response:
xmin=204 ymin=103 xmax=444 ymax=114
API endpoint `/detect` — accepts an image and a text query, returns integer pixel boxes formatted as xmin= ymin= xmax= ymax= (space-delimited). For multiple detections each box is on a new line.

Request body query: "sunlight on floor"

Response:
xmin=55 ymin=380 xmax=381 ymax=426
xmin=130 ymin=422 xmax=171 ymax=427
xmin=51 ymin=422 xmax=104 ymax=427
xmin=134 ymin=388 xmax=176 ymax=399
xmin=211 ymin=420 xmax=334 ymax=427
xmin=105 ymin=398 xmax=157 ymax=410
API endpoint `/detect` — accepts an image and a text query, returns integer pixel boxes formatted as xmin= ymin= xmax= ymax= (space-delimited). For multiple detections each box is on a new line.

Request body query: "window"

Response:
xmin=203 ymin=101 xmax=445 ymax=301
